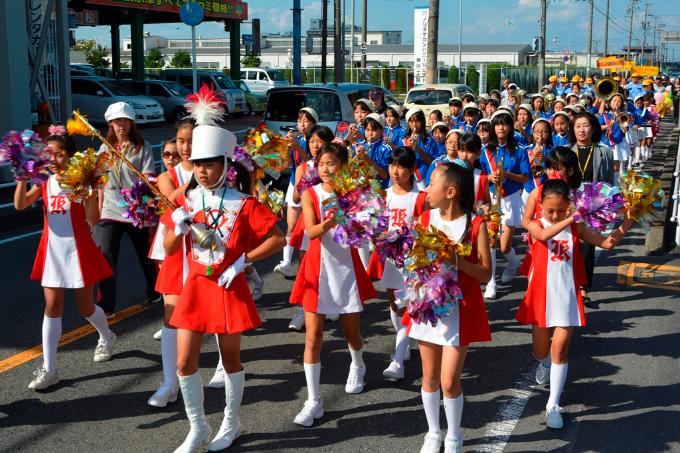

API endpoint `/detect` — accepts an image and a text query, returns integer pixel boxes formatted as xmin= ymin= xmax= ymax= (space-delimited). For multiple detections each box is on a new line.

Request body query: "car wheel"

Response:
xmin=245 ymin=102 xmax=252 ymax=116
xmin=173 ymin=107 xmax=188 ymax=122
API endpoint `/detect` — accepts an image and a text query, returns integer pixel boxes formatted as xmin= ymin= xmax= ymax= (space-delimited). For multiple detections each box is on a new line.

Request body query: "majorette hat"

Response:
xmin=185 ymin=84 xmax=236 ymax=161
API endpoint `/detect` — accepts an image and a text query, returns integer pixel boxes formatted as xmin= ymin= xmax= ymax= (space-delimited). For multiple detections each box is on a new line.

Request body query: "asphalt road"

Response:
xmin=0 ymin=119 xmax=679 ymax=453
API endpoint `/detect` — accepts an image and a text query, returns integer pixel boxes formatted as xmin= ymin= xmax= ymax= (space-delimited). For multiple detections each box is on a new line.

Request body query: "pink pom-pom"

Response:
xmin=48 ymin=124 xmax=66 ymax=136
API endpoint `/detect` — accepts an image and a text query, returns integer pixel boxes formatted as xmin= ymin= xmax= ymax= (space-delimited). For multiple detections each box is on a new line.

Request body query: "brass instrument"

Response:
xmin=486 ymin=154 xmax=504 ymax=242
xmin=544 ymin=93 xmax=556 ymax=110
xmin=514 ymin=89 xmax=527 ymax=106
xmin=531 ymin=139 xmax=547 ymax=177
xmin=593 ymin=77 xmax=619 ymax=100
xmin=618 ymin=112 xmax=631 ymax=128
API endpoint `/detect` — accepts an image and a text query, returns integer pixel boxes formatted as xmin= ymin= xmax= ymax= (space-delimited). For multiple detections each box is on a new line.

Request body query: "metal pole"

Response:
xmin=641 ymin=3 xmax=649 ymax=65
xmin=334 ymin=0 xmax=342 ymax=82
xmin=538 ymin=0 xmax=546 ymax=92
xmin=322 ymin=0 xmax=328 ymax=83
xmin=55 ymin=0 xmax=72 ymax=123
xmin=604 ymin=0 xmax=610 ymax=55
xmin=361 ymin=0 xmax=367 ymax=73
xmin=627 ymin=0 xmax=636 ymax=61
xmin=191 ymin=25 xmax=198 ymax=91
xmin=425 ymin=0 xmax=439 ymax=84
xmin=458 ymin=0 xmax=462 ymax=83
xmin=293 ymin=0 xmax=302 ymax=85
xmin=350 ymin=0 xmax=355 ymax=82
xmin=586 ymin=0 xmax=593 ymax=77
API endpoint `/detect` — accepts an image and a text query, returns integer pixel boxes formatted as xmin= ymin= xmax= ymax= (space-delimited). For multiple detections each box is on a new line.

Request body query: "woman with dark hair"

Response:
xmin=569 ymin=111 xmax=615 ymax=307
xmin=93 ymin=102 xmax=159 ymax=317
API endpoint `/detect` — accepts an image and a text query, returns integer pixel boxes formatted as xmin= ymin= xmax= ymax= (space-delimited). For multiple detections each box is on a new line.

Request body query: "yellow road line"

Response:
xmin=617 ymin=261 xmax=680 ymax=292
xmin=0 ymin=302 xmax=155 ymax=374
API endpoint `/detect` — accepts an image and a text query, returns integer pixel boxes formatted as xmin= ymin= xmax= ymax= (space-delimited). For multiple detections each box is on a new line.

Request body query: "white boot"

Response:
xmin=148 ymin=326 xmax=179 ymax=407
xmin=208 ymin=369 xmax=245 ymax=451
xmin=174 ymin=372 xmax=212 ymax=453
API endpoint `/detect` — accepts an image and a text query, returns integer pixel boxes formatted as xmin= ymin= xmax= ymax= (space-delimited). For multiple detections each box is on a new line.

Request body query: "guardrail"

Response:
xmin=670 ymin=134 xmax=680 ymax=245
xmin=0 ymin=128 xmax=248 ymax=212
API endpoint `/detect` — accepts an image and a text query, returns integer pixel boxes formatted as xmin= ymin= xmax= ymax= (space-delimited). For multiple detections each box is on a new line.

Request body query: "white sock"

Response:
xmin=443 ymin=394 xmax=464 ymax=440
xmin=547 ymin=362 xmax=568 ymax=409
xmin=634 ymin=146 xmax=641 ymax=164
xmin=488 ymin=249 xmax=497 ymax=285
xmin=85 ymin=305 xmax=111 ymax=341
xmin=42 ymin=315 xmax=62 ymax=372
xmin=504 ymin=247 xmax=519 ymax=267
xmin=348 ymin=344 xmax=365 ymax=368
xmin=389 ymin=308 xmax=400 ymax=331
xmin=303 ymin=362 xmax=321 ymax=402
xmin=281 ymin=242 xmax=294 ymax=266
xmin=161 ymin=326 xmax=178 ymax=389
xmin=421 ymin=388 xmax=441 ymax=433
xmin=538 ymin=354 xmax=551 ymax=368
xmin=393 ymin=325 xmax=410 ymax=364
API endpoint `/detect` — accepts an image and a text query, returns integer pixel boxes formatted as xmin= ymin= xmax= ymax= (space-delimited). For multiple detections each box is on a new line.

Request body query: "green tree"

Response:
xmin=465 ymin=64 xmax=479 ymax=92
xmin=72 ymin=39 xmax=96 ymax=52
xmin=120 ymin=61 xmax=130 ymax=68
xmin=395 ymin=65 xmax=407 ymax=94
xmin=447 ymin=65 xmax=459 ymax=83
xmin=145 ymin=48 xmax=165 ymax=69
xmin=86 ymin=44 xmax=110 ymax=68
xmin=241 ymin=55 xmax=261 ymax=67
xmin=486 ymin=64 xmax=504 ymax=93
xmin=170 ymin=50 xmax=191 ymax=68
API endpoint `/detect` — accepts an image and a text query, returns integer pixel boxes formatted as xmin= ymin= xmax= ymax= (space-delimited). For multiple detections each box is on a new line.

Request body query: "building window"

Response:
xmin=196 ymin=61 xmax=220 ymax=69
xmin=126 ymin=43 xmax=131 ymax=50
xmin=202 ymin=41 xmax=228 ymax=48
xmin=370 ymin=40 xmax=378 ymax=45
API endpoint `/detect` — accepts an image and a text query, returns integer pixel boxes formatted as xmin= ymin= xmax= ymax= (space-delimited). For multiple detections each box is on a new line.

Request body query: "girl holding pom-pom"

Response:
xmin=14 ymin=129 xmax=116 ymax=391
xmin=407 ymin=161 xmax=492 ymax=453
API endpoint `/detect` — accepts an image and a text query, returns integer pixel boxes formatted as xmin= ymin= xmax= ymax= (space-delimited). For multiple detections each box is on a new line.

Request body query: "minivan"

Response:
xmin=159 ymin=69 xmax=246 ymax=116
xmin=403 ymin=83 xmax=476 ymax=121
xmin=121 ymin=79 xmax=190 ymax=122
xmin=240 ymin=68 xmax=290 ymax=93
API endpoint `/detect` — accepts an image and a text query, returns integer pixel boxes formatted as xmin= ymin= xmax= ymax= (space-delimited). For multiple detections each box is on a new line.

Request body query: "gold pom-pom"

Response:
xmin=66 ymin=110 xmax=94 ymax=137
xmin=58 ymin=148 xmax=110 ymax=201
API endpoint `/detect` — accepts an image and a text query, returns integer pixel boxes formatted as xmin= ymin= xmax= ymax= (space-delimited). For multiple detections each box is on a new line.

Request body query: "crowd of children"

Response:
xmin=15 ymin=73 xmax=657 ymax=452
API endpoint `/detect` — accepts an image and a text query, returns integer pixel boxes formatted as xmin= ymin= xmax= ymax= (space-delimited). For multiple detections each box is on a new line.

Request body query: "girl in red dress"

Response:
xmin=14 ymin=130 xmax=114 ymax=391
xmin=407 ymin=162 xmax=492 ymax=453
xmin=164 ymin=110 xmax=285 ymax=451
xmin=517 ymin=179 xmax=635 ymax=430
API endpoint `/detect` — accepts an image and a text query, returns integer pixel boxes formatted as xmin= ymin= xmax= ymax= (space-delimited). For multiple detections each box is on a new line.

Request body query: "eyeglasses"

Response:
xmin=163 ymin=152 xmax=181 ymax=159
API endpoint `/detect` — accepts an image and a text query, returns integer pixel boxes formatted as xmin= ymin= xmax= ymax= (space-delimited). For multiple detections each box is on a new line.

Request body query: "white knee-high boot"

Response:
xmin=209 ymin=369 xmax=245 ymax=451
xmin=174 ymin=372 xmax=211 ymax=453
xmin=148 ymin=326 xmax=179 ymax=407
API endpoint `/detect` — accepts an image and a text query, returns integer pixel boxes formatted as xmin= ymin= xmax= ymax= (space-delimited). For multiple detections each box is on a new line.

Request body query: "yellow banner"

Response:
xmin=597 ymin=56 xmax=625 ymax=69
xmin=632 ymin=65 xmax=659 ymax=77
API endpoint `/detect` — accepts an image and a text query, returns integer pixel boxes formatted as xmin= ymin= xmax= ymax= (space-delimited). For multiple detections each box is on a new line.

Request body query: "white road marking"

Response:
xmin=0 ymin=230 xmax=41 ymax=246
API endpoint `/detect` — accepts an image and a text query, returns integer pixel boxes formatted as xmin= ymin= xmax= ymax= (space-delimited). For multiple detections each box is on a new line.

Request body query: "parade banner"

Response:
xmin=413 ymin=6 xmax=429 ymax=85
xmin=597 ymin=56 xmax=625 ymax=70
xmin=632 ymin=65 xmax=659 ymax=77
xmin=85 ymin=0 xmax=247 ymax=21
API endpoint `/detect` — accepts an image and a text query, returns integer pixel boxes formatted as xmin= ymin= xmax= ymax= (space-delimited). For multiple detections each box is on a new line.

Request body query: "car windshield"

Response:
xmin=213 ymin=74 xmax=236 ymax=89
xmin=266 ymin=69 xmax=287 ymax=81
xmin=406 ymin=89 xmax=453 ymax=105
xmin=266 ymin=90 xmax=341 ymax=122
xmin=238 ymin=81 xmax=250 ymax=92
xmin=99 ymin=80 xmax=141 ymax=96
xmin=164 ymin=82 xmax=190 ymax=96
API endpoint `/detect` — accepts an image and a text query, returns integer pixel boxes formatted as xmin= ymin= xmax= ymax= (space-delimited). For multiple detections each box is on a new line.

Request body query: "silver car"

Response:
xmin=159 ymin=69 xmax=246 ymax=117
xmin=71 ymin=76 xmax=164 ymax=124
xmin=122 ymin=79 xmax=190 ymax=122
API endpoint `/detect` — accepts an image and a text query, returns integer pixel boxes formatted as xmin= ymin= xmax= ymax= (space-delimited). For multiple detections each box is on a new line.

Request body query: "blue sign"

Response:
xmin=243 ymin=34 xmax=253 ymax=45
xmin=180 ymin=2 xmax=204 ymax=27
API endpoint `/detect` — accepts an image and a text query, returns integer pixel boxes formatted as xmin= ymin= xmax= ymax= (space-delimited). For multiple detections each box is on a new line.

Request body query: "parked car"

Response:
xmin=402 ymin=83 xmax=476 ymax=120
xmin=159 ymin=69 xmax=246 ymax=116
xmin=237 ymin=80 xmax=267 ymax=115
xmin=240 ymin=68 xmax=290 ymax=93
xmin=70 ymin=76 xmax=164 ymax=124
xmin=265 ymin=83 xmax=400 ymax=134
xmin=121 ymin=79 xmax=190 ymax=122
xmin=70 ymin=63 xmax=96 ymax=75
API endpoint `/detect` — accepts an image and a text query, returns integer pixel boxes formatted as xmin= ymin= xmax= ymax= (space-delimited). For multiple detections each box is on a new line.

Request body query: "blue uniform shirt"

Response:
xmin=524 ymin=144 xmax=551 ymax=193
xmin=449 ymin=114 xmax=463 ymax=129
xmin=361 ymin=139 xmax=392 ymax=188
xmin=552 ymin=133 xmax=570 ymax=147
xmin=290 ymin=134 xmax=307 ymax=181
xmin=425 ymin=154 xmax=457 ymax=186
xmin=480 ymin=143 xmax=531 ymax=197
xmin=399 ymin=134 xmax=431 ymax=179
xmin=384 ymin=125 xmax=406 ymax=147
xmin=598 ymin=112 xmax=624 ymax=145
xmin=627 ymin=82 xmax=644 ymax=99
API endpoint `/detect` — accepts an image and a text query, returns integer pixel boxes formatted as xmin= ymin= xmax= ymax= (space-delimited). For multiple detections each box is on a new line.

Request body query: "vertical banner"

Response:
xmin=413 ymin=6 xmax=429 ymax=85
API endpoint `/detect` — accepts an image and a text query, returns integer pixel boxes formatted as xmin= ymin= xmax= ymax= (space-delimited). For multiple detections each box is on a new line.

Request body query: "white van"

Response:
xmin=240 ymin=68 xmax=289 ymax=93
xmin=160 ymin=69 xmax=246 ymax=116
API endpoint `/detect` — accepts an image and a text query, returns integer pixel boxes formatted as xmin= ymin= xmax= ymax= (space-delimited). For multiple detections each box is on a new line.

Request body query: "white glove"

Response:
xmin=217 ymin=253 xmax=247 ymax=288
xmin=171 ymin=207 xmax=193 ymax=236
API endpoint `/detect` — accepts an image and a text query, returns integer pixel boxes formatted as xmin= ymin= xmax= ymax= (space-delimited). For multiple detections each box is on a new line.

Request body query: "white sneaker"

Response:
xmin=535 ymin=363 xmax=550 ymax=385
xmin=208 ymin=365 xmax=225 ymax=388
xmin=420 ymin=431 xmax=443 ymax=453
xmin=148 ymin=383 xmax=178 ymax=407
xmin=153 ymin=329 xmax=162 ymax=340
xmin=382 ymin=359 xmax=404 ymax=380
xmin=326 ymin=313 xmax=339 ymax=322
xmin=28 ymin=367 xmax=59 ymax=390
xmin=483 ymin=282 xmax=497 ymax=300
xmin=345 ymin=364 xmax=366 ymax=394
xmin=274 ymin=262 xmax=296 ymax=278
xmin=288 ymin=310 xmax=305 ymax=331
xmin=93 ymin=332 xmax=116 ymax=362
xmin=546 ymin=406 xmax=564 ymax=429
xmin=501 ymin=262 xmax=519 ymax=283
xmin=293 ymin=398 xmax=324 ymax=427
xmin=444 ymin=436 xmax=463 ymax=453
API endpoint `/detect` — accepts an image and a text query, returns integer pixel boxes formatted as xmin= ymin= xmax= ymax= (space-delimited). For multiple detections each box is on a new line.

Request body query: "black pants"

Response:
xmin=93 ymin=220 xmax=159 ymax=313
xmin=580 ymin=241 xmax=595 ymax=289
xmin=674 ymin=99 xmax=679 ymax=120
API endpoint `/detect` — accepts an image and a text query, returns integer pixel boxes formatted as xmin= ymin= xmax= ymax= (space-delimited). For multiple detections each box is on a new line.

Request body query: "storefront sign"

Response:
xmin=86 ymin=0 xmax=248 ymax=21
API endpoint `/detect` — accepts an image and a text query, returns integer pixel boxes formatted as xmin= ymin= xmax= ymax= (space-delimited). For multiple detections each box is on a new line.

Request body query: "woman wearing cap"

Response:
xmin=164 ymin=97 xmax=285 ymax=451
xmin=384 ymin=105 xmax=407 ymax=149
xmin=358 ymin=113 xmax=392 ymax=187
xmin=480 ymin=110 xmax=531 ymax=291
xmin=515 ymin=104 xmax=534 ymax=146
xmin=552 ymin=111 xmax=571 ymax=147
xmin=401 ymin=108 xmax=433 ymax=189
xmin=597 ymin=93 xmax=628 ymax=178
xmin=531 ymin=94 xmax=549 ymax=120
xmin=522 ymin=118 xmax=554 ymax=205
xmin=632 ymin=94 xmax=652 ymax=167
xmin=447 ymin=98 xmax=464 ymax=128
xmin=368 ymin=87 xmax=387 ymax=115
xmin=92 ymin=102 xmax=160 ymax=317
xmin=461 ymin=103 xmax=481 ymax=133
xmin=275 ymin=107 xmax=316 ymax=278
xmin=569 ymin=112 xmax=615 ymax=307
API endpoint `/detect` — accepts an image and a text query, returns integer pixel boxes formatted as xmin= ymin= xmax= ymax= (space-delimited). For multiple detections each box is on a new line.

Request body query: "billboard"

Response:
xmin=413 ymin=6 xmax=429 ymax=85
xmin=85 ymin=0 xmax=248 ymax=21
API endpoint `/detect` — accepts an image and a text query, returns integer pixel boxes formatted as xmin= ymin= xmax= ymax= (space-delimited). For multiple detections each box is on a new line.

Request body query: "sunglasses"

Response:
xmin=163 ymin=152 xmax=181 ymax=159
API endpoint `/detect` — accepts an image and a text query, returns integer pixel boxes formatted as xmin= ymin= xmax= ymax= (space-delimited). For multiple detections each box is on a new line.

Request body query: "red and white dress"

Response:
xmin=290 ymin=184 xmax=377 ymax=315
xmin=406 ymin=209 xmax=492 ymax=347
xmin=515 ymin=218 xmax=587 ymax=328
xmin=167 ymin=185 xmax=279 ymax=334
xmin=31 ymin=175 xmax=112 ymax=288
xmin=367 ymin=186 xmax=426 ymax=289
xmin=150 ymin=165 xmax=193 ymax=295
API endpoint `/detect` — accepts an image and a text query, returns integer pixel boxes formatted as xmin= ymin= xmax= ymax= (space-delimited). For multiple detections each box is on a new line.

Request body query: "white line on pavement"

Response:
xmin=475 ymin=365 xmax=536 ymax=452
xmin=0 ymin=230 xmax=41 ymax=246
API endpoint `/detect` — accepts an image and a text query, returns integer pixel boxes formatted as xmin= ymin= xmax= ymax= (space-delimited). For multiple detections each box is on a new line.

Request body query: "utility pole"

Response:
xmin=641 ymin=3 xmax=650 ymax=65
xmin=322 ymin=0 xmax=328 ymax=83
xmin=361 ymin=0 xmax=367 ymax=76
xmin=350 ymin=0 xmax=355 ymax=82
xmin=457 ymin=0 xmax=463 ymax=83
xmin=586 ymin=0 xmax=593 ymax=77
xmin=334 ymin=0 xmax=343 ymax=82
xmin=292 ymin=0 xmax=302 ymax=85
xmin=627 ymin=0 xmax=637 ymax=62
xmin=425 ymin=0 xmax=439 ymax=84
xmin=538 ymin=0 xmax=546 ymax=92
xmin=604 ymin=0 xmax=610 ymax=55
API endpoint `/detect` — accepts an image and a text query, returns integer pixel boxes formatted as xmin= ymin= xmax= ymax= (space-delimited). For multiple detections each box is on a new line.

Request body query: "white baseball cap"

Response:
xmin=430 ymin=121 xmax=448 ymax=132
xmin=405 ymin=108 xmax=422 ymax=122
xmin=300 ymin=107 xmax=319 ymax=122
xmin=365 ymin=112 xmax=385 ymax=127
xmin=190 ymin=126 xmax=237 ymax=161
xmin=104 ymin=102 xmax=135 ymax=122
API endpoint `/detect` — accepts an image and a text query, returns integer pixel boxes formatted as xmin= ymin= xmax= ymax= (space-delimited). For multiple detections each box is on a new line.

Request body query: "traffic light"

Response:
xmin=532 ymin=37 xmax=539 ymax=53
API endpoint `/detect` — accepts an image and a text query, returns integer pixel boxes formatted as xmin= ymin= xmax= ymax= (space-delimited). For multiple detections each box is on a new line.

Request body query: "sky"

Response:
xmin=76 ymin=0 xmax=680 ymax=60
